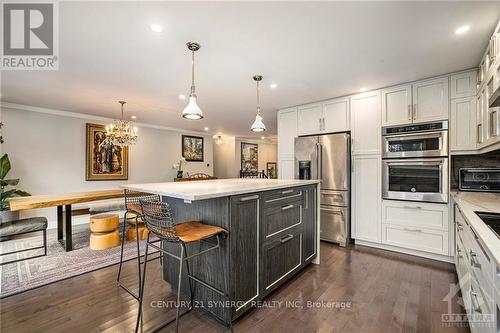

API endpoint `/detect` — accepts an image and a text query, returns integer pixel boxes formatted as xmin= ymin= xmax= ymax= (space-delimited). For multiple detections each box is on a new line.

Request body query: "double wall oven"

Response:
xmin=382 ymin=121 xmax=449 ymax=204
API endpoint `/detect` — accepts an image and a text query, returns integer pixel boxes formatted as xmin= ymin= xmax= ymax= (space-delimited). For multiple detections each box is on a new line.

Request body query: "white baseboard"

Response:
xmin=354 ymin=239 xmax=454 ymax=263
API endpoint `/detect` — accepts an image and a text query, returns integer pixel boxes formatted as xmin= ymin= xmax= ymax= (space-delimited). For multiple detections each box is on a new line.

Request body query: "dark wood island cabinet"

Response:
xmin=136 ymin=181 xmax=319 ymax=324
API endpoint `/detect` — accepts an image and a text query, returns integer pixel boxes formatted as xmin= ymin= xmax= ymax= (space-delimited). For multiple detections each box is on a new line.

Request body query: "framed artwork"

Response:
xmin=241 ymin=142 xmax=258 ymax=171
xmin=86 ymin=123 xmax=128 ymax=181
xmin=182 ymin=135 xmax=204 ymax=161
xmin=266 ymin=162 xmax=277 ymax=179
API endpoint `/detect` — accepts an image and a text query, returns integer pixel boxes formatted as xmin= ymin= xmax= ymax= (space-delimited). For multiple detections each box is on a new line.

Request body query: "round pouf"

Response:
xmin=89 ymin=214 xmax=120 ymax=250
xmin=90 ymin=230 xmax=120 ymax=250
xmin=90 ymin=214 xmax=119 ymax=233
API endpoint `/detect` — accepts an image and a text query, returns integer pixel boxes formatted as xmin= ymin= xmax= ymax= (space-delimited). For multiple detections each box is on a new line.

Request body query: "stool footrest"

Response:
xmin=187 ymin=273 xmax=226 ymax=296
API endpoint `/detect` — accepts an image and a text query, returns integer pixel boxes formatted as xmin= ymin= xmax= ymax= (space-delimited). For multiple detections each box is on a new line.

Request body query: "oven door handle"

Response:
xmin=383 ymin=130 xmax=446 ymax=141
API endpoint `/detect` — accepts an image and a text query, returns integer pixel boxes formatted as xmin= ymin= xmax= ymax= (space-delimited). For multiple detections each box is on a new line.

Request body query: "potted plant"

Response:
xmin=0 ymin=153 xmax=30 ymax=223
xmin=172 ymin=157 xmax=187 ymax=179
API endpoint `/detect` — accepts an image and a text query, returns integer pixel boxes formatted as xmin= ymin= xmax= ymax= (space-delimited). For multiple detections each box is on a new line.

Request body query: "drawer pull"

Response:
xmin=470 ymin=251 xmax=481 ymax=269
xmin=403 ymin=205 xmax=422 ymax=209
xmin=281 ymin=189 xmax=294 ymax=195
xmin=322 ymin=193 xmax=343 ymax=198
xmin=470 ymin=292 xmax=482 ymax=313
xmin=281 ymin=204 xmax=294 ymax=211
xmin=403 ymin=228 xmax=422 ymax=233
xmin=280 ymin=234 xmax=294 ymax=244
xmin=457 ymin=224 xmax=463 ymax=231
xmin=456 ymin=247 xmax=462 ymax=259
xmin=240 ymin=195 xmax=259 ymax=202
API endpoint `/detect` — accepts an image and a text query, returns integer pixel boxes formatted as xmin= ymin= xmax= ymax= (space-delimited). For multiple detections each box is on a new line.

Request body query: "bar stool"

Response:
xmin=135 ymin=198 xmax=231 ymax=333
xmin=117 ymin=189 xmax=161 ymax=300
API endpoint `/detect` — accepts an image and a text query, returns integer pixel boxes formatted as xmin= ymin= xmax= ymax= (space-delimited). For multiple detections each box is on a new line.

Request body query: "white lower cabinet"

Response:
xmin=454 ymin=204 xmax=497 ymax=333
xmin=352 ymin=154 xmax=381 ymax=243
xmin=381 ymin=200 xmax=449 ymax=255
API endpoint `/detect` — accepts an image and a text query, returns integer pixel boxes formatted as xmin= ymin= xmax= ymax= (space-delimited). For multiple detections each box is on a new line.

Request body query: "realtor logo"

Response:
xmin=1 ymin=2 xmax=59 ymax=70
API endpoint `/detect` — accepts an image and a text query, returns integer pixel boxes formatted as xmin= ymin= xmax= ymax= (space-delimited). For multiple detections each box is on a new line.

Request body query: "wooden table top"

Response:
xmin=9 ymin=189 xmax=124 ymax=211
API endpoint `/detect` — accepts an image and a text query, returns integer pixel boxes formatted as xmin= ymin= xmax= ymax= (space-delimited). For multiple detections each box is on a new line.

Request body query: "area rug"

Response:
xmin=0 ymin=225 xmax=157 ymax=298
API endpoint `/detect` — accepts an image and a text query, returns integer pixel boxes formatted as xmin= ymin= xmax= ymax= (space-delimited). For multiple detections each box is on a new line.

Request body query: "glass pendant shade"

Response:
xmin=251 ymin=114 xmax=266 ymax=132
xmin=182 ymin=94 xmax=203 ymax=119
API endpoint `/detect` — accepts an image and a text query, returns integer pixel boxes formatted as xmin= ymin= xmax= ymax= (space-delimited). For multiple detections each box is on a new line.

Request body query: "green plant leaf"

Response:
xmin=1 ymin=189 xmax=17 ymax=200
xmin=0 ymin=179 xmax=19 ymax=186
xmin=14 ymin=190 xmax=30 ymax=196
xmin=0 ymin=154 xmax=11 ymax=180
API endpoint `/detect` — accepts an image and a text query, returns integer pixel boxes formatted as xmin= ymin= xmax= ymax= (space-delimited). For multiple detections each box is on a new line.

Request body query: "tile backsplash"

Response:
xmin=451 ymin=149 xmax=500 ymax=189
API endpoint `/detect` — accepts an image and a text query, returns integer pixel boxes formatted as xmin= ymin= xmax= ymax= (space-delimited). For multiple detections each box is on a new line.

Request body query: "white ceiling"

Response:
xmin=2 ymin=1 xmax=499 ymax=137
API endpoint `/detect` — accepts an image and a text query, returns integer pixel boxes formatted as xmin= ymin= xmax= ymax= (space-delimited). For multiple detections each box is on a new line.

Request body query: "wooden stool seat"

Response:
xmin=174 ymin=221 xmax=227 ymax=243
xmin=90 ymin=230 xmax=120 ymax=250
xmin=125 ymin=212 xmax=144 ymax=224
xmin=126 ymin=224 xmax=149 ymax=241
xmin=90 ymin=214 xmax=119 ymax=233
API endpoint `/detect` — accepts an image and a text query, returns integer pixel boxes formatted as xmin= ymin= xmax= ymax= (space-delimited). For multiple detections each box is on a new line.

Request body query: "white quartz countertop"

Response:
xmin=122 ymin=178 xmax=320 ymax=202
xmin=451 ymin=191 xmax=500 ymax=265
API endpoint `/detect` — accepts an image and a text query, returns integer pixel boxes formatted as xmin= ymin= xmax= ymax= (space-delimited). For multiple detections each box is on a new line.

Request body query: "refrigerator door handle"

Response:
xmin=317 ymin=143 xmax=323 ymax=181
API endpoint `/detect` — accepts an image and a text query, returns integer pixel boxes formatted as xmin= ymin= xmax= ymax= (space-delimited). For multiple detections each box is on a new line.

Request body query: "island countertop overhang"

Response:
xmin=122 ymin=178 xmax=320 ymax=202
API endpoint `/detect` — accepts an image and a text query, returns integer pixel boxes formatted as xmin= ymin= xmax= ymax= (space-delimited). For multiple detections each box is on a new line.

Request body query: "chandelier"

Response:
xmin=251 ymin=75 xmax=266 ymax=132
xmin=105 ymin=101 xmax=138 ymax=146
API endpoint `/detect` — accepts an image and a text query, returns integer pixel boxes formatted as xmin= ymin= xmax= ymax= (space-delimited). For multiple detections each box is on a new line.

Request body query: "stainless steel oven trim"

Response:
xmin=382 ymin=158 xmax=449 ymax=203
xmin=382 ymin=130 xmax=448 ymax=159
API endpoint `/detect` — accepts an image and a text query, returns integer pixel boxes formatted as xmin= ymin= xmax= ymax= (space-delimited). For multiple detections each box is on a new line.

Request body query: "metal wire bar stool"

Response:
xmin=117 ymin=189 xmax=162 ymax=300
xmin=135 ymin=198 xmax=231 ymax=333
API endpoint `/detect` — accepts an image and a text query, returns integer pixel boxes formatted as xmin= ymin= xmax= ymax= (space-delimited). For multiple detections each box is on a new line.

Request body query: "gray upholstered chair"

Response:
xmin=0 ymin=217 xmax=48 ymax=265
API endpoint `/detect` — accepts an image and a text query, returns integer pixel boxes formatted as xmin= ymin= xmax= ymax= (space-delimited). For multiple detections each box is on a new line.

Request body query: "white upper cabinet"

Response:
xmin=450 ymin=71 xmax=477 ymax=99
xmin=277 ymin=107 xmax=297 ymax=158
xmin=297 ymin=104 xmax=322 ymax=135
xmin=323 ymin=97 xmax=349 ymax=133
xmin=450 ymin=96 xmax=476 ymax=152
xmin=412 ymin=76 xmax=449 ymax=123
xmin=381 ymin=84 xmax=412 ymax=126
xmin=297 ymin=98 xmax=350 ymax=135
xmin=350 ymin=91 xmax=381 ymax=155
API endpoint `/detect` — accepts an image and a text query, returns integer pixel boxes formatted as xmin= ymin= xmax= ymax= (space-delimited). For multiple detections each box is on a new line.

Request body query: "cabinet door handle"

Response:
xmin=240 ymin=195 xmax=259 ymax=202
xmin=281 ymin=189 xmax=293 ymax=195
xmin=413 ymin=104 xmax=417 ymax=120
xmin=470 ymin=291 xmax=482 ymax=313
xmin=407 ymin=105 xmax=411 ymax=120
xmin=470 ymin=251 xmax=481 ymax=269
xmin=403 ymin=227 xmax=422 ymax=233
xmin=477 ymin=124 xmax=482 ymax=143
xmin=281 ymin=204 xmax=294 ymax=211
xmin=280 ymin=234 xmax=294 ymax=243
xmin=403 ymin=205 xmax=422 ymax=209
xmin=456 ymin=247 xmax=462 ymax=259
xmin=319 ymin=118 xmax=322 ymax=131
xmin=490 ymin=110 xmax=497 ymax=137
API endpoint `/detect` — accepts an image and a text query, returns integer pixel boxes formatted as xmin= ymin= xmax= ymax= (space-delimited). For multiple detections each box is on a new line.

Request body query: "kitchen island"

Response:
xmin=123 ymin=178 xmax=320 ymax=323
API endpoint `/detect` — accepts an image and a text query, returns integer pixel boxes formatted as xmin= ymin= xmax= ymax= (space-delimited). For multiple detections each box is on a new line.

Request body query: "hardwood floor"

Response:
xmin=0 ymin=242 xmax=469 ymax=333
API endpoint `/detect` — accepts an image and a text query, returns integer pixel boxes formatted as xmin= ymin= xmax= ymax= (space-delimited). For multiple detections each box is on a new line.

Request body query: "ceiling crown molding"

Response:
xmin=0 ymin=101 xmax=211 ymax=136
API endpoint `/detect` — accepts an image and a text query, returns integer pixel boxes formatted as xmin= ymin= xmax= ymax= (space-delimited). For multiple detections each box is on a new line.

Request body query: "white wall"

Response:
xmin=213 ymin=135 xmax=277 ymax=178
xmin=2 ymin=106 xmax=214 ymax=228
xmin=213 ymin=135 xmax=238 ymax=179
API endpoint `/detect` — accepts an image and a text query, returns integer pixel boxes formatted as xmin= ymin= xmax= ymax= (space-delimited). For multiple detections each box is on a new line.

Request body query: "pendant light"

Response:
xmin=251 ymin=75 xmax=266 ymax=132
xmin=182 ymin=42 xmax=203 ymax=120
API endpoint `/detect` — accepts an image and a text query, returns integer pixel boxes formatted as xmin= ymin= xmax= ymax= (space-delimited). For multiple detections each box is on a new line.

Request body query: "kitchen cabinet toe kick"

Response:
xmin=160 ymin=184 xmax=318 ymax=323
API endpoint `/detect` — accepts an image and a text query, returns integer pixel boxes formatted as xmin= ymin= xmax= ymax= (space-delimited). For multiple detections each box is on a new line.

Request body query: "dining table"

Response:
xmin=9 ymin=189 xmax=124 ymax=251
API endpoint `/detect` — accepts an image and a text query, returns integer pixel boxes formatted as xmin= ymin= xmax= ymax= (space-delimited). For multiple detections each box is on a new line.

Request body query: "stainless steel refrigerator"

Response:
xmin=294 ymin=133 xmax=350 ymax=246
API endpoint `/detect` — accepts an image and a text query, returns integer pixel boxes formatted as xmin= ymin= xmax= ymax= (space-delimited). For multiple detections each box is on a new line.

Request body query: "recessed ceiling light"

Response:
xmin=178 ymin=94 xmax=186 ymax=100
xmin=359 ymin=87 xmax=367 ymax=92
xmin=261 ymin=136 xmax=265 ymax=140
xmin=130 ymin=115 xmax=137 ymax=120
xmin=204 ymin=127 xmax=209 ymax=131
xmin=270 ymin=83 xmax=278 ymax=89
xmin=150 ymin=24 xmax=163 ymax=33
xmin=455 ymin=25 xmax=470 ymax=35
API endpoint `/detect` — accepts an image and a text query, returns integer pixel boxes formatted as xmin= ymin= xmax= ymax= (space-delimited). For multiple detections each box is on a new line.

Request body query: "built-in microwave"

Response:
xmin=382 ymin=158 xmax=448 ymax=203
xmin=382 ymin=121 xmax=448 ymax=159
